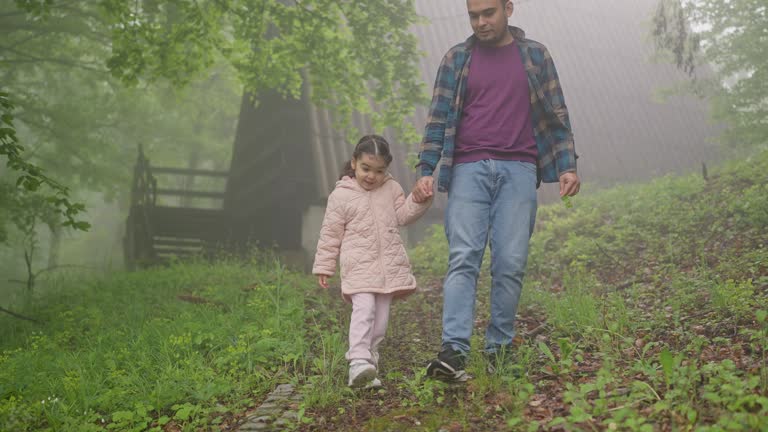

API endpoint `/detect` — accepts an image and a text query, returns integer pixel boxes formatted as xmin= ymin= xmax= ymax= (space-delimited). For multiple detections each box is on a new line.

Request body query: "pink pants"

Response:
xmin=346 ymin=293 xmax=393 ymax=363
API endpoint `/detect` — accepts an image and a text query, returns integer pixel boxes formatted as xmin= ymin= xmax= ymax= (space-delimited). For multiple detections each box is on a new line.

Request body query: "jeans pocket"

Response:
xmin=519 ymin=161 xmax=537 ymax=175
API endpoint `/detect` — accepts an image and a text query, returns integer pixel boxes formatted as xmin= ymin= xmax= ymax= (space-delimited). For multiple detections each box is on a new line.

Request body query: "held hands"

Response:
xmin=559 ymin=172 xmax=581 ymax=197
xmin=412 ymin=176 xmax=434 ymax=203
xmin=317 ymin=274 xmax=329 ymax=289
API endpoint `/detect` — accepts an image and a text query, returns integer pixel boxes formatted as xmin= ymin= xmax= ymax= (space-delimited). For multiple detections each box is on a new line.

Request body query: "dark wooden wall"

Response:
xmin=223 ymin=90 xmax=316 ymax=251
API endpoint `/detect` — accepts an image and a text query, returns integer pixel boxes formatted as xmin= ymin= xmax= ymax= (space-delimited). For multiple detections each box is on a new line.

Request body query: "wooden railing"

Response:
xmin=152 ymin=166 xmax=228 ymax=202
xmin=130 ymin=144 xmax=157 ymax=207
xmin=124 ymin=145 xmax=228 ymax=269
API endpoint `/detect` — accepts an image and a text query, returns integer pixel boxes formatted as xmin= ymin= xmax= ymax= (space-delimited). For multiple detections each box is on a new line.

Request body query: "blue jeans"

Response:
xmin=441 ymin=159 xmax=538 ymax=354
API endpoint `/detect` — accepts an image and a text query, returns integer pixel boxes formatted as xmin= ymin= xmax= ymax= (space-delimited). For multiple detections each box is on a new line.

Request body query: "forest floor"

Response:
xmin=290 ymin=152 xmax=768 ymax=431
xmin=2 ymin=152 xmax=767 ymax=432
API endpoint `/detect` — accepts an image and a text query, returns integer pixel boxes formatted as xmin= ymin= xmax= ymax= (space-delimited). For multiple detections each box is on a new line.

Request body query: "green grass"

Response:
xmin=402 ymin=151 xmax=768 ymax=430
xmin=3 ymin=151 xmax=768 ymax=431
xmin=1 ymin=255 xmax=311 ymax=431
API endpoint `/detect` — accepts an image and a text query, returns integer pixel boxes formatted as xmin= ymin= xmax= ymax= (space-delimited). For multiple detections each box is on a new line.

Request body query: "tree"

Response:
xmin=1 ymin=91 xmax=87 ymax=232
xmin=653 ymin=0 xmax=768 ymax=150
xmin=101 ymin=0 xmax=425 ymax=141
xmin=1 ymin=90 xmax=89 ymax=293
xmin=4 ymin=0 xmax=425 ymax=195
xmin=2 ymin=1 xmax=241 ymax=197
xmin=2 ymin=0 xmax=242 ymax=246
xmin=2 ymin=0 xmax=425 ymax=273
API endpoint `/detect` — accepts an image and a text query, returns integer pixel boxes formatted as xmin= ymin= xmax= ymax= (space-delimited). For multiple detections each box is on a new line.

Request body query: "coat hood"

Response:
xmin=336 ymin=174 xmax=394 ymax=192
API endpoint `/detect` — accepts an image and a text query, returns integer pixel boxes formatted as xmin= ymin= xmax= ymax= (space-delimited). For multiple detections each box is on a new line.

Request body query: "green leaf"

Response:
xmin=173 ymin=403 xmax=195 ymax=421
xmin=111 ymin=410 xmax=135 ymax=422
xmin=538 ymin=341 xmax=556 ymax=363
xmin=659 ymin=348 xmax=674 ymax=385
xmin=756 ymin=310 xmax=767 ymax=323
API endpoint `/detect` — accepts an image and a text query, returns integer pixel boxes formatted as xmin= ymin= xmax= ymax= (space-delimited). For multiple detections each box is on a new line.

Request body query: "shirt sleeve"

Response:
xmin=417 ymin=51 xmax=455 ymax=177
xmin=541 ymin=46 xmax=577 ymax=175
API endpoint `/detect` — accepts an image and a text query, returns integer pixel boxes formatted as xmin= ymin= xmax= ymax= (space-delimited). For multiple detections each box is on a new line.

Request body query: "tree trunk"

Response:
xmin=47 ymin=224 xmax=61 ymax=269
xmin=24 ymin=247 xmax=34 ymax=291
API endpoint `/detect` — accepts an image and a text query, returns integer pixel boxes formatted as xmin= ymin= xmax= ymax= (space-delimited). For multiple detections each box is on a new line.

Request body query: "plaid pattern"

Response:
xmin=418 ymin=26 xmax=577 ymax=192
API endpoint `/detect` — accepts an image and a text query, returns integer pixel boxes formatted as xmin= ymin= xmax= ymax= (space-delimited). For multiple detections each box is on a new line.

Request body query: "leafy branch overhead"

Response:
xmin=101 ymin=0 xmax=426 ymax=141
xmin=2 ymin=0 xmax=242 ymax=198
xmin=652 ymin=0 xmax=767 ymax=150
xmin=0 ymin=91 xmax=89 ymax=231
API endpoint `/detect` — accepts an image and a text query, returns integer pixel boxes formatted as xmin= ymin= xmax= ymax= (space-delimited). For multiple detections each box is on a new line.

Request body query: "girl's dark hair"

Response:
xmin=339 ymin=134 xmax=394 ymax=180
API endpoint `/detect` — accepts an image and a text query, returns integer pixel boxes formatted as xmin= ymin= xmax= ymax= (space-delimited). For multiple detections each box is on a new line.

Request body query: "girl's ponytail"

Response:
xmin=339 ymin=160 xmax=355 ymax=180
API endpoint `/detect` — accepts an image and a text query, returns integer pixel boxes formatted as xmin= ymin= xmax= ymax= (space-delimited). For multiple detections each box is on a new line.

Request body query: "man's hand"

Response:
xmin=413 ymin=176 xmax=434 ymax=203
xmin=559 ymin=172 xmax=581 ymax=197
xmin=317 ymin=275 xmax=329 ymax=289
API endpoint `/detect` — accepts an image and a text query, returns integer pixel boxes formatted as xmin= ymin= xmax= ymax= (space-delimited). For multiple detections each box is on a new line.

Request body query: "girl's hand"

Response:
xmin=413 ymin=176 xmax=434 ymax=203
xmin=317 ymin=275 xmax=329 ymax=289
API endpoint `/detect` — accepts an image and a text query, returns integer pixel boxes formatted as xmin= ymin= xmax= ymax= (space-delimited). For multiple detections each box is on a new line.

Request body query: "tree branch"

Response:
xmin=0 ymin=11 xmax=26 ymax=19
xmin=0 ymin=46 xmax=104 ymax=72
xmin=24 ymin=246 xmax=35 ymax=291
xmin=33 ymin=264 xmax=99 ymax=278
xmin=2 ymin=31 xmax=49 ymax=50
xmin=0 ymin=306 xmax=41 ymax=323
xmin=593 ymin=240 xmax=632 ymax=273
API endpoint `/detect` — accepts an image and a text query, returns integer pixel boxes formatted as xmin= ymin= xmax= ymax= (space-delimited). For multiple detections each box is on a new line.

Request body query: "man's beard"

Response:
xmin=476 ymin=31 xmax=504 ymax=46
xmin=475 ymin=25 xmax=509 ymax=46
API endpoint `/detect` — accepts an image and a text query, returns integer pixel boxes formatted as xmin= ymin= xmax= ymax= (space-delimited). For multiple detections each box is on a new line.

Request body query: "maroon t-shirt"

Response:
xmin=454 ymin=41 xmax=537 ymax=165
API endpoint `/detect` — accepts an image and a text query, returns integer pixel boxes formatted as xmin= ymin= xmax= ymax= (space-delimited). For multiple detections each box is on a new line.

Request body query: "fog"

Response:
xmin=0 ymin=0 xmax=747 ymax=280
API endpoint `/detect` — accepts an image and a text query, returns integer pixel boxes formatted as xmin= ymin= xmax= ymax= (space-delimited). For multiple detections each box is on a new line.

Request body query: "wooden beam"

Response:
xmin=153 ymin=238 xmax=204 ymax=247
xmin=152 ymin=167 xmax=229 ymax=177
xmin=155 ymin=189 xmax=225 ymax=199
xmin=154 ymin=249 xmax=200 ymax=256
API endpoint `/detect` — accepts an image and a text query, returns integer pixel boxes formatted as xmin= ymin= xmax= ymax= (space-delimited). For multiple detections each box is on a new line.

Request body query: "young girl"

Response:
xmin=313 ymin=134 xmax=432 ymax=388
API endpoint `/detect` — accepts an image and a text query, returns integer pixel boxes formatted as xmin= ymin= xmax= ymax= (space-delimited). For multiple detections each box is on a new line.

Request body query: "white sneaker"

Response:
xmin=348 ymin=360 xmax=376 ymax=388
xmin=371 ymin=351 xmax=380 ymax=369
xmin=364 ymin=378 xmax=383 ymax=389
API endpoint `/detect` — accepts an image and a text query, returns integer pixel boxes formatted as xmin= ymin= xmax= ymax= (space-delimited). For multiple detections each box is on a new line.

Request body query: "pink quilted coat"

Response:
xmin=312 ymin=175 xmax=432 ymax=302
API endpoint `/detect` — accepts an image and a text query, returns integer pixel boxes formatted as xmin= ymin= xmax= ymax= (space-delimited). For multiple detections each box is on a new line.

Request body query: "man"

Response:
xmin=412 ymin=0 xmax=580 ymax=381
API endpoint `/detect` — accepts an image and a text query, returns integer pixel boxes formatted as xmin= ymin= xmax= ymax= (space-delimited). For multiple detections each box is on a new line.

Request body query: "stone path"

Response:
xmin=236 ymin=384 xmax=303 ymax=431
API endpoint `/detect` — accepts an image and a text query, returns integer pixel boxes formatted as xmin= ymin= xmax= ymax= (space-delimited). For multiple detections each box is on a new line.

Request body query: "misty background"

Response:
xmin=0 ymin=0 xmax=759 ymax=287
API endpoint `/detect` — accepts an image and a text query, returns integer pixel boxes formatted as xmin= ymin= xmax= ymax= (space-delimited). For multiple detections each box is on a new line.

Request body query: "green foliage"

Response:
xmin=537 ymin=264 xmax=602 ymax=335
xmin=528 ymin=151 xmax=768 ymax=287
xmin=408 ymin=224 xmax=448 ymax=278
xmin=0 ymin=256 xmax=309 ymax=430
xmin=1 ymin=2 xmax=241 ymax=196
xmin=710 ymin=279 xmax=756 ymax=317
xmin=100 ymin=0 xmax=426 ymax=142
xmin=404 ymin=151 xmax=768 ymax=430
xmin=653 ymin=0 xmax=768 ymax=151
xmin=1 ymin=1 xmax=242 ymax=272
xmin=0 ymin=91 xmax=88 ymax=234
xmin=4 ymin=151 xmax=768 ymax=430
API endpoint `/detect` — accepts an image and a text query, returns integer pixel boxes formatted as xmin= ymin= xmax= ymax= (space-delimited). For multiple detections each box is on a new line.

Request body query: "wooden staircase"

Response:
xmin=123 ymin=146 xmax=229 ymax=269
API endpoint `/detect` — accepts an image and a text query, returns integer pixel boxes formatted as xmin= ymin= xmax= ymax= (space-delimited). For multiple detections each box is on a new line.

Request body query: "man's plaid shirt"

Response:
xmin=418 ymin=26 xmax=577 ymax=192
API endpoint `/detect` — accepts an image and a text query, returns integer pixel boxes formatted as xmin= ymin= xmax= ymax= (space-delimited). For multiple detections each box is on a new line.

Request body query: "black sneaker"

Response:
xmin=426 ymin=346 xmax=470 ymax=382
